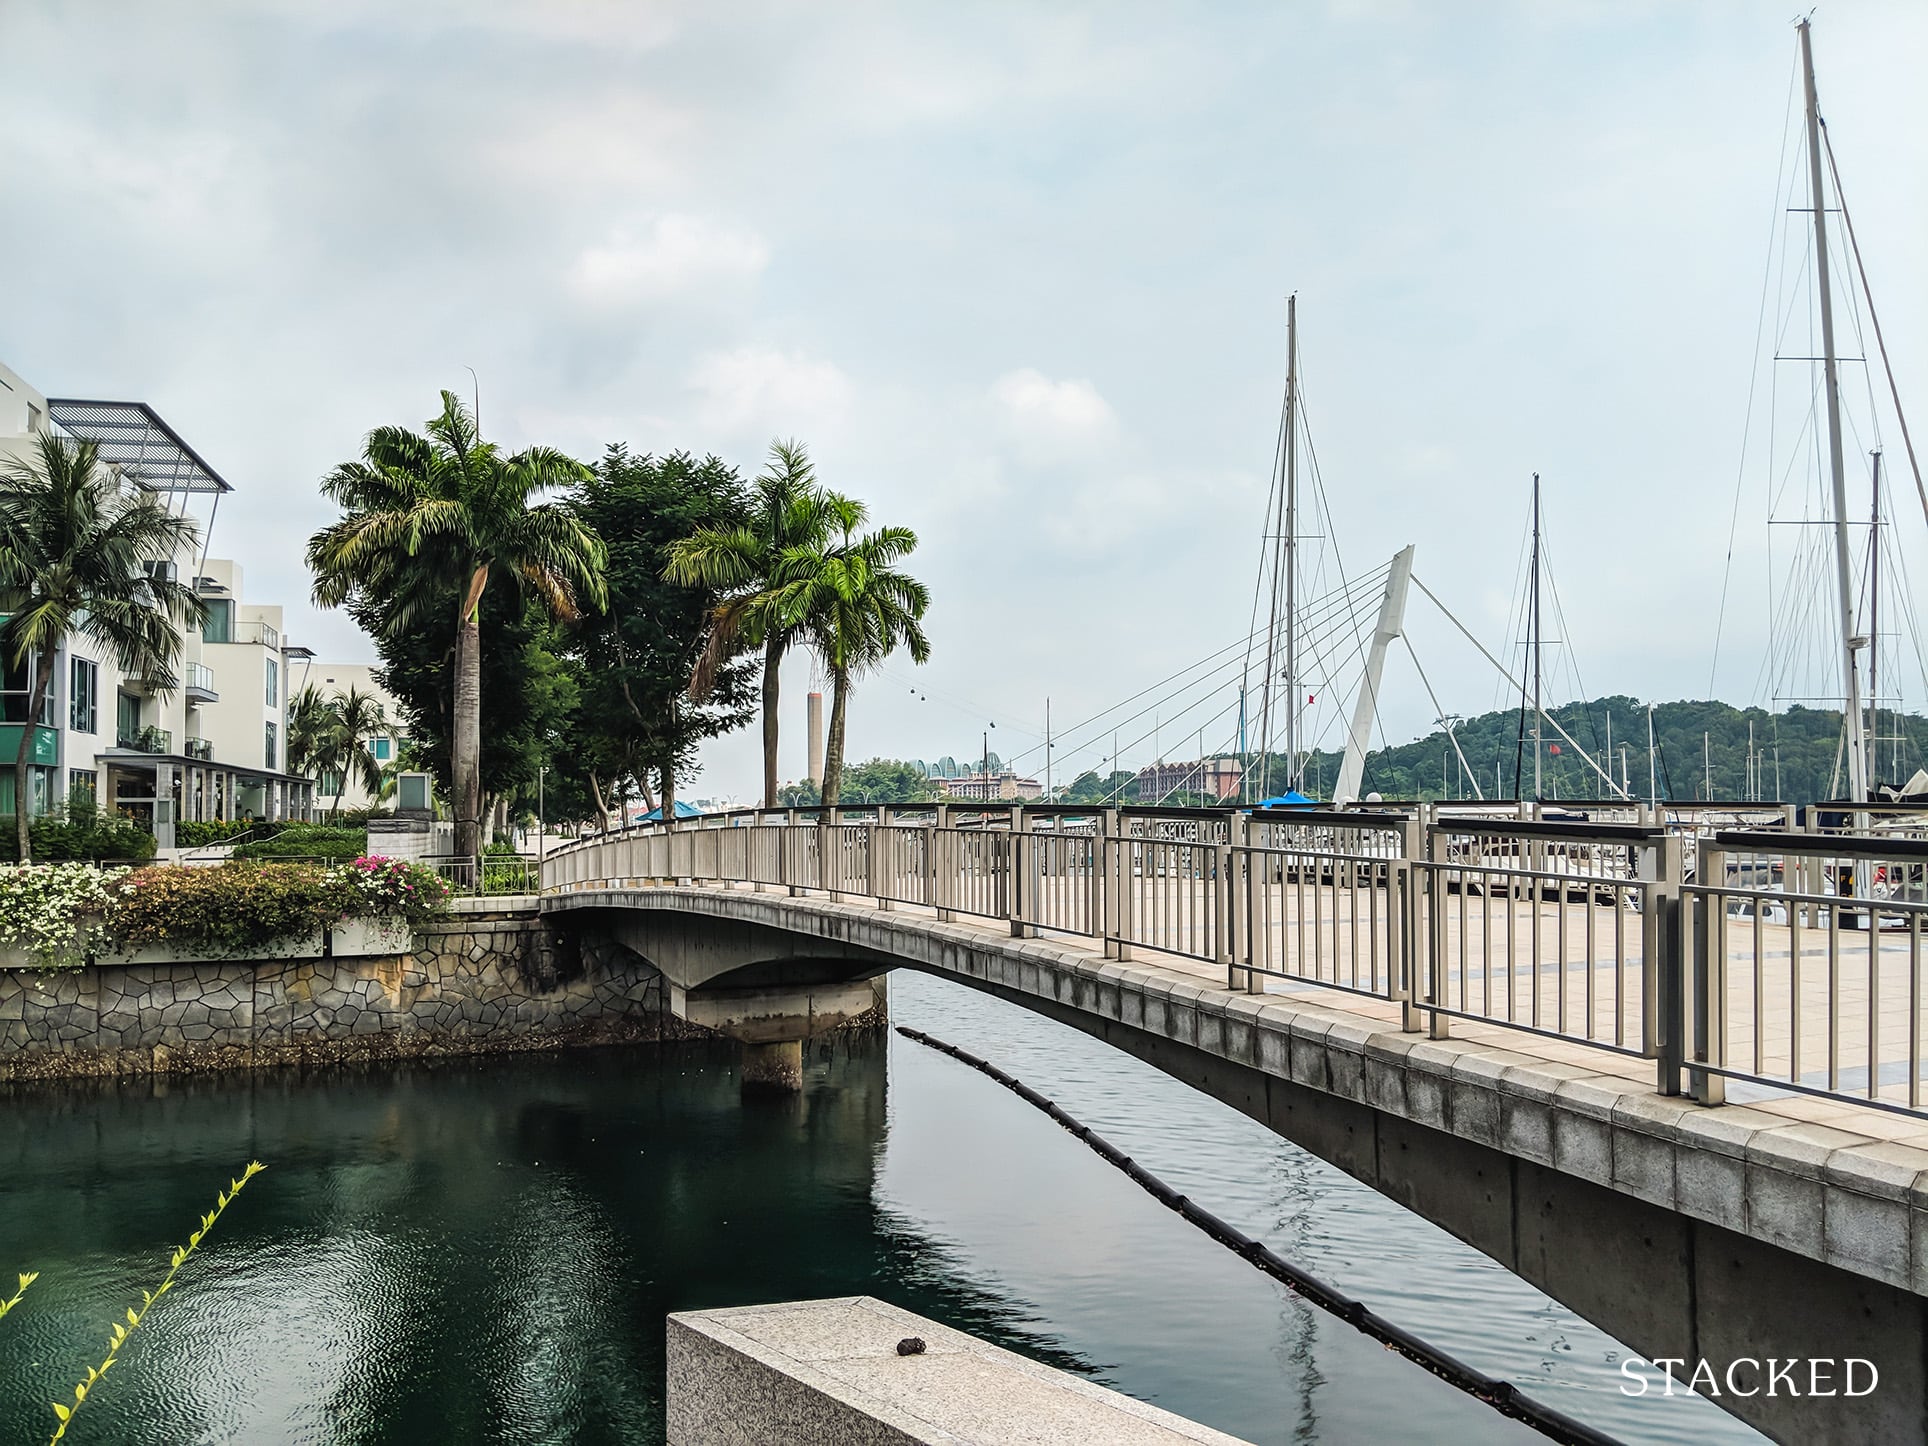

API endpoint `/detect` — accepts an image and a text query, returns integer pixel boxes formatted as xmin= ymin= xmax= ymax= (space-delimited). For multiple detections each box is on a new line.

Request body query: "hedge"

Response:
xmin=232 ymin=826 xmax=368 ymax=864
xmin=0 ymin=808 xmax=157 ymax=864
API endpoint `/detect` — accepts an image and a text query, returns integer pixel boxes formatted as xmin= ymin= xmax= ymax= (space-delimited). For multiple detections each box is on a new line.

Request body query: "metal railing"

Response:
xmin=184 ymin=663 xmax=216 ymax=696
xmin=538 ymin=803 xmax=1928 ymax=1120
xmin=427 ymin=854 xmax=542 ymax=896
xmin=115 ymin=727 xmax=173 ymax=754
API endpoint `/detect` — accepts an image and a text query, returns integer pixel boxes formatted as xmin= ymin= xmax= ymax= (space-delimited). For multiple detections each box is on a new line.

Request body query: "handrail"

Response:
xmin=1714 ymin=829 xmax=1928 ymax=861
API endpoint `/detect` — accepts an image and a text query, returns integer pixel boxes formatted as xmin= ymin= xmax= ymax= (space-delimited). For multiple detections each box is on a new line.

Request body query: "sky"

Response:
xmin=2 ymin=0 xmax=1924 ymax=802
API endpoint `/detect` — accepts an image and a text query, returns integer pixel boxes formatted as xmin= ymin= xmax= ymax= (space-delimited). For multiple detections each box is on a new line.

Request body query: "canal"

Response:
xmin=0 ymin=972 xmax=1757 ymax=1444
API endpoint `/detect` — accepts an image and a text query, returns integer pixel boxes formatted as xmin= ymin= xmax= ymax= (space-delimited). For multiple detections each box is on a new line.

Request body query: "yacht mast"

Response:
xmin=1531 ymin=474 xmax=1543 ymax=802
xmin=1798 ymin=18 xmax=1869 ymax=804
xmin=1283 ymin=295 xmax=1300 ymax=790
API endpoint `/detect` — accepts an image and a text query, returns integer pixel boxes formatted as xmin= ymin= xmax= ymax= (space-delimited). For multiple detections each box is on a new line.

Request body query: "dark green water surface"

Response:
xmin=0 ymin=973 xmax=1757 ymax=1444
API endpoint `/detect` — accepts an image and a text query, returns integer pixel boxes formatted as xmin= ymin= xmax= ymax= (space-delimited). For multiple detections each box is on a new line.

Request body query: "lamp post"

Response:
xmin=537 ymin=764 xmax=546 ymax=860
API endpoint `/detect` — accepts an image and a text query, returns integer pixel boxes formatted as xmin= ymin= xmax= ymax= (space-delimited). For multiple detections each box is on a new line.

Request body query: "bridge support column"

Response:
xmin=740 ymin=1040 xmax=803 ymax=1092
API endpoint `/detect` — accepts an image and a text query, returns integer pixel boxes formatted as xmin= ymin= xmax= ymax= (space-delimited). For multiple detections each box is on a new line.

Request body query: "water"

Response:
xmin=0 ymin=972 xmax=1759 ymax=1444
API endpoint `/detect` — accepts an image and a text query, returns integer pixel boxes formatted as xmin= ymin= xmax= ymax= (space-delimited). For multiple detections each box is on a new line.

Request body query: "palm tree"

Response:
xmin=307 ymin=392 xmax=604 ymax=858
xmin=286 ymin=683 xmax=335 ymax=779
xmin=769 ymin=495 xmax=931 ymax=806
xmin=324 ymin=685 xmax=387 ymax=816
xmin=665 ymin=440 xmax=838 ymax=809
xmin=0 ymin=434 xmax=205 ymax=861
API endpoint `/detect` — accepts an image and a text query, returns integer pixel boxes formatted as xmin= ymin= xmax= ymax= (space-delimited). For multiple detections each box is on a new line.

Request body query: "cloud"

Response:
xmin=567 ymin=215 xmax=770 ymax=306
xmin=990 ymin=368 xmax=1117 ymax=459
xmin=689 ymin=347 xmax=854 ymax=437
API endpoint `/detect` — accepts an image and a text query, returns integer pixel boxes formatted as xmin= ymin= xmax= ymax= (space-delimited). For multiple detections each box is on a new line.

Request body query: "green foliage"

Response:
xmin=231 ymin=824 xmax=368 ymax=864
xmin=176 ymin=818 xmax=286 ymax=848
xmin=0 ymin=802 xmax=157 ymax=863
xmin=572 ymin=445 xmax=759 ymax=815
xmin=0 ymin=863 xmax=124 ymax=969
xmin=777 ymin=778 xmax=821 ymax=807
xmin=112 ymin=859 xmax=449 ymax=953
xmin=1061 ymin=770 xmax=1138 ymax=804
xmin=44 ymin=1161 xmax=264 ymax=1443
xmin=835 ymin=759 xmax=937 ymax=804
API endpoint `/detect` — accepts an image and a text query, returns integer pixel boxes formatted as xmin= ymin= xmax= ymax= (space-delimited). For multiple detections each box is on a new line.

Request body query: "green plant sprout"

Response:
xmin=0 ymin=1272 xmax=36 ymax=1325
xmin=47 ymin=1160 xmax=264 ymax=1444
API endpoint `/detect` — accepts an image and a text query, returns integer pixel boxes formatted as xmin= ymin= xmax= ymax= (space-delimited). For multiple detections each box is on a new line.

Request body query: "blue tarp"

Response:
xmin=1256 ymin=791 xmax=1318 ymax=807
xmin=637 ymin=800 xmax=705 ymax=821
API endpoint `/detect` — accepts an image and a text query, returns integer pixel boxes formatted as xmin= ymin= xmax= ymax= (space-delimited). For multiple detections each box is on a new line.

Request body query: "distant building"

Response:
xmin=293 ymin=660 xmax=408 ymax=812
xmin=935 ymin=770 xmax=1042 ymax=802
xmin=1135 ymin=756 xmax=1243 ymax=803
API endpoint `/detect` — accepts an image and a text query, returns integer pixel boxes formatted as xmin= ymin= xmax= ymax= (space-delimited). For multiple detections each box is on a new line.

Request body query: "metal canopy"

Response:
xmin=43 ymin=398 xmax=234 ymax=494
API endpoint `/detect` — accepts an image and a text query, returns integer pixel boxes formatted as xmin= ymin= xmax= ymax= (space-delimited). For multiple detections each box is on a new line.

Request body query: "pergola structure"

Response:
xmin=98 ymin=750 xmax=316 ymax=849
xmin=42 ymin=399 xmax=234 ymax=494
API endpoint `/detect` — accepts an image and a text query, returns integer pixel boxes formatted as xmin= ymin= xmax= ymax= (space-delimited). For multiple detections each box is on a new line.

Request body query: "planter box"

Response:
xmin=93 ymin=932 xmax=328 ymax=968
xmin=330 ymin=918 xmax=413 ymax=958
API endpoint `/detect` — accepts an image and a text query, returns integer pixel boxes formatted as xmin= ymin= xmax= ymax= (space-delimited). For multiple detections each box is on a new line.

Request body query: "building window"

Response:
xmin=68 ymin=770 xmax=96 ymax=809
xmin=116 ymin=691 xmax=141 ymax=747
xmin=0 ymin=650 xmax=55 ymax=726
xmin=319 ymin=770 xmax=344 ymax=796
xmin=70 ymin=658 xmax=97 ymax=733
xmin=265 ymin=721 xmax=278 ymax=770
xmin=372 ymin=736 xmax=391 ymax=761
xmin=0 ymin=767 xmax=55 ymax=818
xmin=202 ymin=599 xmax=233 ymax=644
xmin=265 ymin=657 xmax=278 ymax=707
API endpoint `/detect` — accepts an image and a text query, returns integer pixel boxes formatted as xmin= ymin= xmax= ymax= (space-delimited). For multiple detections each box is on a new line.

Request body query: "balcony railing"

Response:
xmin=229 ymin=621 xmax=279 ymax=648
xmin=184 ymin=663 xmax=217 ymax=701
xmin=185 ymin=737 xmax=213 ymax=761
xmin=116 ymin=726 xmax=173 ymax=754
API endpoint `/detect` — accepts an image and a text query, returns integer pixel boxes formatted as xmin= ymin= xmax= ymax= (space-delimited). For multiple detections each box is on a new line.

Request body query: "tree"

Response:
xmin=574 ymin=446 xmax=758 ymax=821
xmin=665 ymin=440 xmax=839 ymax=809
xmin=285 ymin=684 xmax=334 ymax=779
xmin=771 ymin=495 xmax=931 ymax=806
xmin=324 ymin=685 xmax=388 ymax=816
xmin=307 ymin=392 xmax=606 ymax=857
xmin=0 ymin=433 xmax=205 ymax=861
xmin=837 ymin=758 xmax=936 ymax=804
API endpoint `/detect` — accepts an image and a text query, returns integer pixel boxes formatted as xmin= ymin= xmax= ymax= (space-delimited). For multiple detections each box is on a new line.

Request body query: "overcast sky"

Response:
xmin=3 ymin=0 xmax=1924 ymax=800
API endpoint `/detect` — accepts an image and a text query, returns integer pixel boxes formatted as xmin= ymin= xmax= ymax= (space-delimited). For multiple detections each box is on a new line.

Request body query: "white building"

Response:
xmin=0 ymin=360 xmax=318 ymax=843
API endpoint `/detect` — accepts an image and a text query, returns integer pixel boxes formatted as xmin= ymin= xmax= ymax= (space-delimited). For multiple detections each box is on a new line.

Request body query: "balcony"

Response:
xmin=184 ymin=662 xmax=218 ymax=705
xmin=185 ymin=737 xmax=213 ymax=761
xmin=230 ymin=621 xmax=279 ymax=649
xmin=115 ymin=726 xmax=173 ymax=755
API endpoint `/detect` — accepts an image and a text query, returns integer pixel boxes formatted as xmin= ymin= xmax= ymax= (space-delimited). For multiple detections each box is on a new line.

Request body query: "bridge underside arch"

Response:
xmin=545 ymin=886 xmax=1928 ymax=1446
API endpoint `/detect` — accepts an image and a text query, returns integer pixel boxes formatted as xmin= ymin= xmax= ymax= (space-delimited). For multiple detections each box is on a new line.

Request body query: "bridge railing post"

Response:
xmin=1397 ymin=815 xmax=1423 ymax=1030
xmin=1686 ymin=839 xmax=1726 ymax=1104
xmin=1646 ymin=832 xmax=1689 ymax=1098
xmin=1216 ymin=822 xmax=1237 ymax=990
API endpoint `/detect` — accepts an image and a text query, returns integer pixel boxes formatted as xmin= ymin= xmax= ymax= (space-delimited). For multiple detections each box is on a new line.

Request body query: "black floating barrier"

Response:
xmin=894 ymin=1024 xmax=1623 ymax=1446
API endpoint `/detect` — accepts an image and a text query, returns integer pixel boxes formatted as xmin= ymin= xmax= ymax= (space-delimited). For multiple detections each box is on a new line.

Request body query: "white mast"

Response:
xmin=1799 ymin=18 xmax=1869 ymax=804
xmin=1530 ymin=474 xmax=1543 ymax=802
xmin=1335 ymin=545 xmax=1415 ymax=807
xmin=1283 ymin=295 xmax=1300 ymax=790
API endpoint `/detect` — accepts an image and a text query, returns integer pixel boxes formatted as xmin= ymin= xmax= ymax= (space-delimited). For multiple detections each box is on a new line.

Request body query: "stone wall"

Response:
xmin=0 ymin=907 xmax=703 ymax=1081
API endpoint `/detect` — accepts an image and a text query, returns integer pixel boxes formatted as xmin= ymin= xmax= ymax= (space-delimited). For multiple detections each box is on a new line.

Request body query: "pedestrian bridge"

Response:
xmin=538 ymin=801 xmax=1928 ymax=1445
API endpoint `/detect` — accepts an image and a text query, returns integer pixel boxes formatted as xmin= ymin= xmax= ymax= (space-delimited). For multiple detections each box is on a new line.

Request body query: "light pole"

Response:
xmin=536 ymin=764 xmax=546 ymax=859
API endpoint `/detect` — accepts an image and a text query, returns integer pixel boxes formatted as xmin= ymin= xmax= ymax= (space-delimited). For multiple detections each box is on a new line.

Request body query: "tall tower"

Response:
xmin=807 ymin=691 xmax=825 ymax=786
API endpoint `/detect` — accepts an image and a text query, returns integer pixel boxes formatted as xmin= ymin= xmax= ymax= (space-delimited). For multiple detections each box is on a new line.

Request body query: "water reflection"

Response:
xmin=0 ymin=975 xmax=1761 ymax=1444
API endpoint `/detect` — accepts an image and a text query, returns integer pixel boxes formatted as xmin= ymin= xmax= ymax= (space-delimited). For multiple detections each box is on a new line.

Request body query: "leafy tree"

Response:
xmin=573 ymin=446 xmax=758 ymax=821
xmin=836 ymin=758 xmax=936 ymax=804
xmin=286 ymin=684 xmax=334 ymax=778
xmin=323 ymin=685 xmax=388 ymax=816
xmin=0 ymin=433 xmax=205 ymax=860
xmin=1062 ymin=769 xmax=1138 ymax=804
xmin=777 ymin=778 xmax=822 ymax=807
xmin=307 ymin=392 xmax=605 ymax=856
xmin=771 ymin=494 xmax=931 ymax=805
xmin=665 ymin=440 xmax=839 ymax=809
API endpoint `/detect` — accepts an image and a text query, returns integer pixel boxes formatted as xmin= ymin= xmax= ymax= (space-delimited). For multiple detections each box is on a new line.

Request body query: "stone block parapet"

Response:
xmin=665 ymin=1297 xmax=1250 ymax=1445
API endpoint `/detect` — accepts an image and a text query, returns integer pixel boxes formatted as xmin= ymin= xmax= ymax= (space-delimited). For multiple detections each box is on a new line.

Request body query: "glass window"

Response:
xmin=116 ymin=691 xmax=140 ymax=747
xmin=0 ymin=650 xmax=54 ymax=725
xmin=373 ymin=736 xmax=391 ymax=761
xmin=0 ymin=767 xmax=55 ymax=818
xmin=201 ymin=599 xmax=233 ymax=644
xmin=265 ymin=657 xmax=278 ymax=707
xmin=70 ymin=658 xmax=97 ymax=733
xmin=265 ymin=720 xmax=278 ymax=770
xmin=68 ymin=770 xmax=96 ymax=808
xmin=319 ymin=770 xmax=344 ymax=796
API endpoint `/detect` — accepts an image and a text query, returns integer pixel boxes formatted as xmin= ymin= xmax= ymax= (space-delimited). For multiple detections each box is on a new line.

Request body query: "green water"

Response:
xmin=0 ymin=973 xmax=1758 ymax=1444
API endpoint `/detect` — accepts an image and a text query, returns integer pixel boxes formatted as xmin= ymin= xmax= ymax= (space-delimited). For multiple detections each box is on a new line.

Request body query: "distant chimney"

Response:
xmin=807 ymin=691 xmax=825 ymax=785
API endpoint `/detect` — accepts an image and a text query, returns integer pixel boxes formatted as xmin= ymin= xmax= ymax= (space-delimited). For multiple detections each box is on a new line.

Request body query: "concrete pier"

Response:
xmin=740 ymin=1039 xmax=803 ymax=1092
xmin=666 ymin=1297 xmax=1250 ymax=1445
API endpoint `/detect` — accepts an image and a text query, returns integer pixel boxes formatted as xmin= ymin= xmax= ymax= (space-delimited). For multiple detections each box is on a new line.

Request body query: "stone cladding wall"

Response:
xmin=0 ymin=909 xmax=701 ymax=1081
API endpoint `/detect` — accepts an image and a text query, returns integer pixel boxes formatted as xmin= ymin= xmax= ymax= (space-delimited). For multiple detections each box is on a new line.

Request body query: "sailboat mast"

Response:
xmin=1531 ymin=473 xmax=1543 ymax=802
xmin=1799 ymin=19 xmax=1868 ymax=805
xmin=1283 ymin=294 xmax=1300 ymax=790
xmin=1870 ymin=451 xmax=1882 ymax=790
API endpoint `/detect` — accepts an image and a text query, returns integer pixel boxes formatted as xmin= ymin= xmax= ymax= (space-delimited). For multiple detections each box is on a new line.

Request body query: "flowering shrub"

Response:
xmin=337 ymin=856 xmax=452 ymax=928
xmin=0 ymin=864 xmax=126 ymax=969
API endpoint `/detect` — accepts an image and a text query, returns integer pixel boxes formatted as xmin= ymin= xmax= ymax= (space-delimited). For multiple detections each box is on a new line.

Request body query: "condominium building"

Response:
xmin=934 ymin=770 xmax=1043 ymax=802
xmin=0 ymin=360 xmax=318 ymax=844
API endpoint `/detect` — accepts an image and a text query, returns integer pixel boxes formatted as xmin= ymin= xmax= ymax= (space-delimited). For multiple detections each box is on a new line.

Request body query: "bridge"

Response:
xmin=536 ymin=801 xmax=1928 ymax=1444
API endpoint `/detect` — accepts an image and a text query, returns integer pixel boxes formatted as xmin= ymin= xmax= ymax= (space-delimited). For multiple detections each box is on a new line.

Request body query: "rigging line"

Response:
xmin=1535 ymin=531 xmax=1601 ymax=758
xmin=1824 ymin=127 xmax=1925 ymax=530
xmin=1245 ymin=358 xmax=1295 ymax=792
xmin=1048 ymin=572 xmax=1395 ymax=782
xmin=1410 ymin=573 xmax=1630 ymax=800
xmin=1712 ymin=47 xmax=1803 ymax=696
xmin=1030 ymin=564 xmax=1392 ymax=765
xmin=1035 ymin=572 xmax=1394 ymax=775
